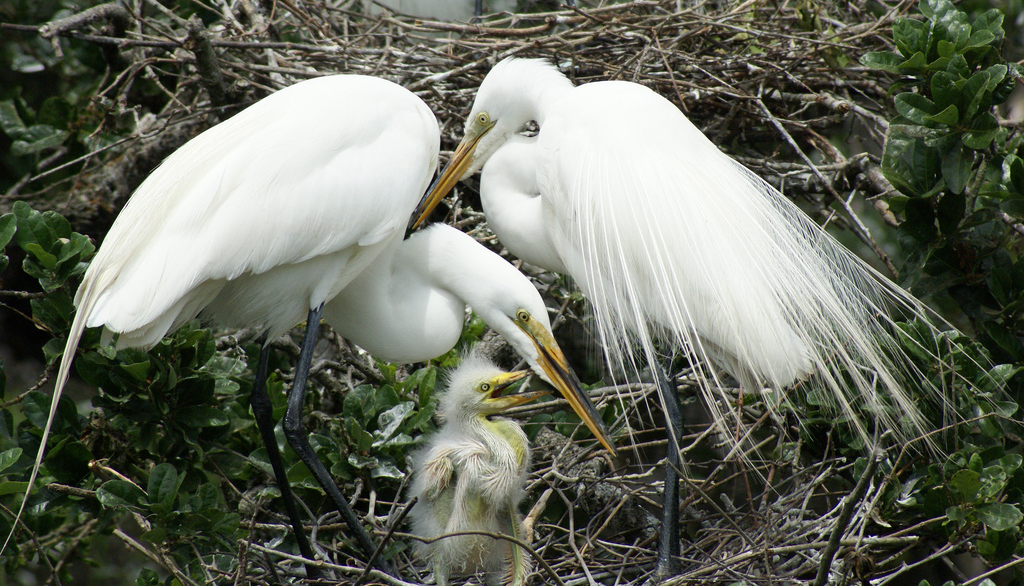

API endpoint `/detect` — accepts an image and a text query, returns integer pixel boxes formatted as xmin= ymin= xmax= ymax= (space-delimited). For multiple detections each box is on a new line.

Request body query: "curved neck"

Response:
xmin=323 ymin=234 xmax=464 ymax=363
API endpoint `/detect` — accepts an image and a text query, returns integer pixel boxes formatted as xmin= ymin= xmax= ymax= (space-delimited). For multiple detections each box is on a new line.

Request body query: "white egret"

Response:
xmin=410 ymin=354 xmax=544 ymax=586
xmin=412 ymin=57 xmax=960 ymax=577
xmin=3 ymin=72 xmax=616 ymax=575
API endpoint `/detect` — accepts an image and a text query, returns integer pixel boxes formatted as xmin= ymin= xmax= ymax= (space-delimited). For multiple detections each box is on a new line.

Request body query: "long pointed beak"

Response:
xmin=517 ymin=320 xmax=619 ymax=457
xmin=409 ymin=123 xmax=493 ymax=233
xmin=483 ymin=370 xmax=549 ymax=412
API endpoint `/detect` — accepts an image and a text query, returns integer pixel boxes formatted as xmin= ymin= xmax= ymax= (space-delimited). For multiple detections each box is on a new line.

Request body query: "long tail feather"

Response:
xmin=1 ymin=283 xmax=97 ymax=554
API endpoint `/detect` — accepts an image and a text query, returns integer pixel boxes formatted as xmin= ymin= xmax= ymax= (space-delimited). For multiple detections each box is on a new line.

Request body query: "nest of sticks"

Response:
xmin=6 ymin=0 xmax=946 ymax=584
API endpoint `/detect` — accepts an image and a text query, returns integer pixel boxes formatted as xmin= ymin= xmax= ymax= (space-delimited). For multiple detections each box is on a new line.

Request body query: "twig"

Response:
xmin=184 ymin=15 xmax=229 ymax=107
xmin=812 ymin=450 xmax=881 ymax=586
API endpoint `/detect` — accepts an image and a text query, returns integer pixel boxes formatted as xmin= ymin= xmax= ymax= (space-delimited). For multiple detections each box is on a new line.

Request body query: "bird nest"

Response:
xmin=4 ymin=0 xmax=942 ymax=584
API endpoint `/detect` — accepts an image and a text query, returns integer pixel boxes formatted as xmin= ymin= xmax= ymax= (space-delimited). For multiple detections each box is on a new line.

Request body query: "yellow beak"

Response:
xmin=410 ymin=121 xmax=494 ymax=232
xmin=484 ymin=370 xmax=550 ymax=413
xmin=517 ymin=319 xmax=619 ymax=457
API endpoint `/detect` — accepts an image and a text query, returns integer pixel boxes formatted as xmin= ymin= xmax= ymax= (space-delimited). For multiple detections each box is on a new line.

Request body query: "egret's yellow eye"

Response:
xmin=476 ymin=112 xmax=491 ymax=126
xmin=479 ymin=382 xmax=492 ymax=394
xmin=516 ymin=309 xmax=530 ymax=323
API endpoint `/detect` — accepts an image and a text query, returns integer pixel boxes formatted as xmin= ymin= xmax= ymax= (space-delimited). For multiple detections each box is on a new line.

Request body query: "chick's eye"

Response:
xmin=516 ymin=310 xmax=530 ymax=323
xmin=479 ymin=382 xmax=491 ymax=394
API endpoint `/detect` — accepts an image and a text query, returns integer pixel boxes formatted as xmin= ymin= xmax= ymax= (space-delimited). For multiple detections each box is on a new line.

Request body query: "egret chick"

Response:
xmin=410 ymin=355 xmax=546 ymax=586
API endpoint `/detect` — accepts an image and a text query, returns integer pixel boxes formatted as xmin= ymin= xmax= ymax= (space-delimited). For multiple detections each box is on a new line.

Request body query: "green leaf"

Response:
xmin=983 ymin=322 xmax=1022 ymax=360
xmin=930 ymin=72 xmax=959 ymax=111
xmin=14 ymin=202 xmax=55 ymax=250
xmin=147 ymin=463 xmax=180 ymax=508
xmin=11 ymin=129 xmax=69 ymax=156
xmin=961 ymin=73 xmax=992 ymax=123
xmin=42 ymin=338 xmax=65 ymax=365
xmin=882 ymin=127 xmax=942 ymax=197
xmin=22 ymin=391 xmax=52 ymax=429
xmin=948 ymin=469 xmax=981 ymax=500
xmin=936 ymin=40 xmax=955 ymax=59
xmin=964 ymin=29 xmax=997 ymax=51
xmin=0 ymin=448 xmax=23 ymax=475
xmin=945 ymin=53 xmax=970 ymax=78
xmin=0 ymin=480 xmax=30 ymax=497
xmin=899 ymin=51 xmax=929 ymax=72
xmin=178 ymin=406 xmax=229 ymax=428
xmin=373 ymin=402 xmax=415 ymax=448
xmin=924 ymin=104 xmax=959 ymax=126
xmin=946 ymin=504 xmax=967 ymax=523
xmin=893 ymin=19 xmax=927 ymax=58
xmin=992 ymin=399 xmax=1019 ymax=418
xmin=964 ymin=113 xmax=998 ymax=150
xmin=976 ymin=503 xmax=1023 ymax=531
xmin=900 ymin=197 xmax=938 ymax=243
xmin=47 ymin=441 xmax=91 ymax=485
xmin=97 ymin=479 xmax=148 ymax=510
xmin=973 ymin=9 xmax=1004 ymax=39
xmin=0 ymin=214 xmax=15 ymax=249
xmin=23 ymin=242 xmax=57 ymax=271
xmin=135 ymin=568 xmax=161 ymax=586
xmin=939 ymin=142 xmax=972 ymax=195
xmin=119 ymin=361 xmax=151 ymax=382
xmin=895 ymin=93 xmax=938 ymax=125
xmin=860 ymin=51 xmax=903 ymax=73
xmin=0 ymin=100 xmax=27 ymax=138
xmin=371 ymin=460 xmax=404 ymax=480
xmin=996 ymin=454 xmax=1022 ymax=474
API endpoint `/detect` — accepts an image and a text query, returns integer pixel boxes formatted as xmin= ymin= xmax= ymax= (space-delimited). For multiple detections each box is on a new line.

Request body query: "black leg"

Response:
xmin=652 ymin=359 xmax=682 ymax=580
xmin=282 ymin=304 xmax=395 ymax=576
xmin=249 ymin=342 xmax=322 ymax=579
xmin=475 ymin=0 xmax=483 ymax=16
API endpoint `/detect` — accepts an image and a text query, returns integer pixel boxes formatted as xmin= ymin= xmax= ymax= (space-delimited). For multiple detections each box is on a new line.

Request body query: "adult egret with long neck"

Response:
xmin=412 ymin=57 xmax=959 ymax=577
xmin=3 ymin=72 xmax=615 ymax=577
xmin=410 ymin=354 xmax=545 ymax=586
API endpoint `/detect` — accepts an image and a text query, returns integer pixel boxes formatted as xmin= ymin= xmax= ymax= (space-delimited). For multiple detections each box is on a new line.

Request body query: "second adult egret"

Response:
xmin=412 ymin=57 xmax=962 ymax=576
xmin=410 ymin=353 xmax=545 ymax=586
xmin=4 ymin=72 xmax=614 ymax=576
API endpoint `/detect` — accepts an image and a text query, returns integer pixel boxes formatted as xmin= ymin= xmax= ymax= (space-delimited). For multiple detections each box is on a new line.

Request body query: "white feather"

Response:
xmin=469 ymin=57 xmax=955 ymax=447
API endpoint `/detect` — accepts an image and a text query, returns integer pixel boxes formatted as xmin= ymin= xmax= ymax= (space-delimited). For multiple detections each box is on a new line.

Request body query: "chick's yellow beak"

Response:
xmin=410 ymin=121 xmax=494 ymax=232
xmin=484 ymin=370 xmax=550 ymax=413
xmin=516 ymin=319 xmax=619 ymax=457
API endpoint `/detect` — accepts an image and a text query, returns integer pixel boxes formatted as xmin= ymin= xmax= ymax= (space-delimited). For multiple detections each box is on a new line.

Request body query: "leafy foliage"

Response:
xmin=863 ymin=0 xmax=1024 ymax=367
xmin=0 ymin=202 xmax=462 ymax=582
xmin=860 ymin=0 xmax=1024 ymax=578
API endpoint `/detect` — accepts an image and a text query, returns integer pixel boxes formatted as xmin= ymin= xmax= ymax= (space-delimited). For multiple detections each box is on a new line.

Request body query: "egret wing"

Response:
xmin=83 ymin=76 xmax=438 ymax=339
xmin=538 ymin=80 xmax=927 ymax=438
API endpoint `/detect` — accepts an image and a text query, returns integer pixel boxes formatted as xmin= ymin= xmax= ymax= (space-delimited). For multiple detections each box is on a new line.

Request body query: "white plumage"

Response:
xmin=81 ymin=75 xmax=434 ymax=347
xmin=414 ymin=57 xmax=955 ymax=449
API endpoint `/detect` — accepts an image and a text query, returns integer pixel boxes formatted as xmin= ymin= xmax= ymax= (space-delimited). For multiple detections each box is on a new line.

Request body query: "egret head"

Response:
xmin=439 ymin=355 xmax=547 ymax=423
xmin=411 ymin=58 xmax=572 ymax=230
xmin=440 ymin=233 xmax=614 ymax=456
